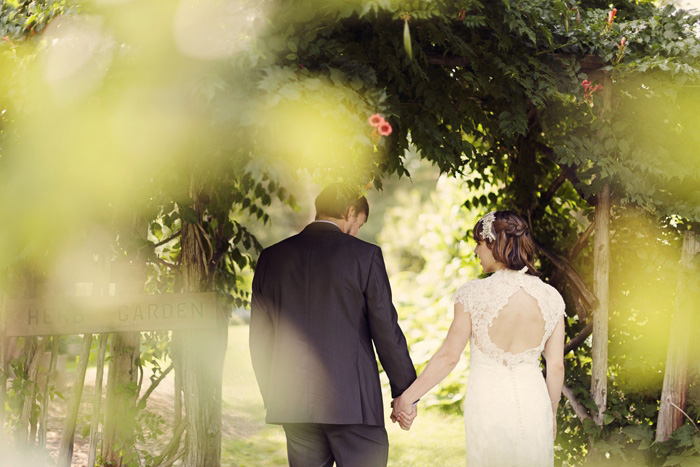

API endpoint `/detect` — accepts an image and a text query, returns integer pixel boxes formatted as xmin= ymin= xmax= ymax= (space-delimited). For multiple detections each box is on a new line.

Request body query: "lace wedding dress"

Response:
xmin=453 ymin=268 xmax=566 ymax=467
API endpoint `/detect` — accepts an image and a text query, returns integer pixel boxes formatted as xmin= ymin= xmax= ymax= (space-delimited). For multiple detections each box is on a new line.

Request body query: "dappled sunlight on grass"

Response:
xmin=224 ymin=325 xmax=466 ymax=467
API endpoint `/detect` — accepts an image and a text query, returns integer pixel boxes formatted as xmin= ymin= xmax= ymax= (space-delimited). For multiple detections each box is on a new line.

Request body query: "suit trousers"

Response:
xmin=282 ymin=423 xmax=389 ymax=467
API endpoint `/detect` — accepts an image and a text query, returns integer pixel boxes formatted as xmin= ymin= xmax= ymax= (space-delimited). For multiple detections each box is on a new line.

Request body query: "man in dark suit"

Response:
xmin=250 ymin=183 xmax=417 ymax=467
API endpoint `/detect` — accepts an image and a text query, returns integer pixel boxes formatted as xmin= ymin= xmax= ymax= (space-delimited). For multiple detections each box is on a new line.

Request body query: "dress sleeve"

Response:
xmin=545 ymin=283 xmax=566 ymax=319
xmin=555 ymin=290 xmax=567 ymax=318
xmin=543 ymin=285 xmax=567 ymax=336
xmin=452 ymin=281 xmax=476 ymax=315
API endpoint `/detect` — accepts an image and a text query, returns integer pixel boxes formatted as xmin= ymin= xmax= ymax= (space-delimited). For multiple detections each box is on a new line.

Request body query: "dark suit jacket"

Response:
xmin=249 ymin=221 xmax=416 ymax=426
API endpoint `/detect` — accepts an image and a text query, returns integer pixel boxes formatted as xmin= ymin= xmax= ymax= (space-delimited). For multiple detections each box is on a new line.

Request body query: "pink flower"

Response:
xmin=368 ymin=114 xmax=385 ymax=127
xmin=607 ymin=8 xmax=617 ymax=25
xmin=378 ymin=121 xmax=393 ymax=136
xmin=620 ymin=37 xmax=626 ymax=47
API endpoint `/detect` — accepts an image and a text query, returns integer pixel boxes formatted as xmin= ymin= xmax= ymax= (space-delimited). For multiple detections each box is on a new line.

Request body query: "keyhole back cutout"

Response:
xmin=487 ymin=287 xmax=546 ymax=354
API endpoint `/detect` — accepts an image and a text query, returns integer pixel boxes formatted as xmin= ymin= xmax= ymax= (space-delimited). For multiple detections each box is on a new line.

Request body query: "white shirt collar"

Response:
xmin=313 ymin=220 xmax=341 ymax=230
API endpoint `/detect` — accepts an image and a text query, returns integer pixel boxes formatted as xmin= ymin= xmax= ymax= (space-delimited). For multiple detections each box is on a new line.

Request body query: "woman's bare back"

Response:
xmin=488 ymin=288 xmax=546 ymax=354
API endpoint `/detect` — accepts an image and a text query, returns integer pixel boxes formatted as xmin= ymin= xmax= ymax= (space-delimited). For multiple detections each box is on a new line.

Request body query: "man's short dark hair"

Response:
xmin=315 ymin=183 xmax=369 ymax=220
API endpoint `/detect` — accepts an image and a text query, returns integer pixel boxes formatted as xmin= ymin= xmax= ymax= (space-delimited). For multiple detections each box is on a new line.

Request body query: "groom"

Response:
xmin=250 ymin=183 xmax=417 ymax=466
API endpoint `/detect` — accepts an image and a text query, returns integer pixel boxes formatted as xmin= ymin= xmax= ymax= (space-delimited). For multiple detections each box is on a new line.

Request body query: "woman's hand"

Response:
xmin=391 ymin=396 xmax=417 ymax=430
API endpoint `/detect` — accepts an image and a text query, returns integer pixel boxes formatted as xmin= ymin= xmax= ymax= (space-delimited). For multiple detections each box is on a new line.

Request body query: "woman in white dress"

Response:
xmin=392 ymin=211 xmax=566 ymax=466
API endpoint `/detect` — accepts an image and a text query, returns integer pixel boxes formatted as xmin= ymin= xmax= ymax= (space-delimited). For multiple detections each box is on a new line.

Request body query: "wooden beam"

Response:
xmin=563 ymin=384 xmax=592 ymax=421
xmin=536 ymin=242 xmax=598 ymax=310
xmin=549 ymin=54 xmax=605 ymax=73
xmin=565 ymin=321 xmax=593 ymax=354
xmin=539 ymin=171 xmax=568 ymax=209
xmin=569 ymin=220 xmax=595 ymax=261
xmin=427 ymin=52 xmax=606 ymax=74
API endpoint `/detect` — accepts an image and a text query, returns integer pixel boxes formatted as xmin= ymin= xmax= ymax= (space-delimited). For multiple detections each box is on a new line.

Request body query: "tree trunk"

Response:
xmin=591 ymin=183 xmax=611 ymax=426
xmin=57 ymin=333 xmax=93 ymax=467
xmin=102 ymin=330 xmax=140 ymax=467
xmin=102 ymin=222 xmax=145 ymax=467
xmin=656 ymin=231 xmax=700 ymax=442
xmin=174 ymin=211 xmax=227 ymax=467
xmin=18 ymin=336 xmax=46 ymax=446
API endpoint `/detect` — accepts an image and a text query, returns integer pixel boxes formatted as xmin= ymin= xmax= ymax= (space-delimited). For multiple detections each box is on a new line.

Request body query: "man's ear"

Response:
xmin=344 ymin=206 xmax=356 ymax=220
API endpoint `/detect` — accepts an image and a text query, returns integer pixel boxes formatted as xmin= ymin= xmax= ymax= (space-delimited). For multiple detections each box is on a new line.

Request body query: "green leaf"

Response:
xmin=403 ymin=20 xmax=413 ymax=61
xmin=603 ymin=413 xmax=614 ymax=425
xmin=181 ymin=206 xmax=199 ymax=225
xmin=604 ymin=138 xmax=616 ymax=152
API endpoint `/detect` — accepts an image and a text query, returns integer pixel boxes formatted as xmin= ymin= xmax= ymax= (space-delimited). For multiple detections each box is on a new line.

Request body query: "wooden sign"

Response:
xmin=4 ymin=293 xmax=217 ymax=337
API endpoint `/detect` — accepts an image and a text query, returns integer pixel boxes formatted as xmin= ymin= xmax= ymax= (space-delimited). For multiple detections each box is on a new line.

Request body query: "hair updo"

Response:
xmin=473 ymin=210 xmax=538 ymax=275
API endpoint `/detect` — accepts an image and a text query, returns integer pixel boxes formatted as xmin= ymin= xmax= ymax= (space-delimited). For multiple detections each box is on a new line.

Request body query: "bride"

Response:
xmin=392 ymin=211 xmax=566 ymax=466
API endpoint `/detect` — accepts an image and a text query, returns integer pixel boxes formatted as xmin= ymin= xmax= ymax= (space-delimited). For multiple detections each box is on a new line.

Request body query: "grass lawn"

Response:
xmin=222 ymin=325 xmax=466 ymax=467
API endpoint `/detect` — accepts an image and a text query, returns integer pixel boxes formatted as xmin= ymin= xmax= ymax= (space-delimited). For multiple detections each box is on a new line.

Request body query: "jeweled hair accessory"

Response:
xmin=481 ymin=212 xmax=497 ymax=242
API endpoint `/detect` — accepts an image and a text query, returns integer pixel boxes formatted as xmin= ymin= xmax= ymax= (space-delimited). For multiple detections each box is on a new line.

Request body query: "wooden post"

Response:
xmin=591 ymin=182 xmax=611 ymax=426
xmin=88 ymin=333 xmax=109 ymax=467
xmin=88 ymin=247 xmax=110 ymax=466
xmin=38 ymin=336 xmax=59 ymax=447
xmin=0 ymin=294 xmax=6 ymax=431
xmin=57 ymin=333 xmax=93 ymax=467
xmin=19 ymin=337 xmax=47 ymax=446
xmin=590 ymin=72 xmax=613 ymax=429
xmin=656 ymin=231 xmax=700 ymax=441
xmin=18 ymin=337 xmax=39 ymax=445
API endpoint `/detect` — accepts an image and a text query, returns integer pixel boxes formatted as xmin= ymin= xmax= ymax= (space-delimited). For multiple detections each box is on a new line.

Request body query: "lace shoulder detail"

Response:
xmin=529 ymin=281 xmax=566 ymax=343
xmin=452 ymin=279 xmax=487 ymax=315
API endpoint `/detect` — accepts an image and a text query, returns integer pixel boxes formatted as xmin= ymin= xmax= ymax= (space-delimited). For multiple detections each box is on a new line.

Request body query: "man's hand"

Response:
xmin=391 ymin=396 xmax=418 ymax=431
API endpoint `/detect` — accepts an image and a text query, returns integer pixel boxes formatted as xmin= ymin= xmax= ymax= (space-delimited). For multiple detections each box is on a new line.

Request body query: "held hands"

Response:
xmin=390 ymin=395 xmax=417 ymax=431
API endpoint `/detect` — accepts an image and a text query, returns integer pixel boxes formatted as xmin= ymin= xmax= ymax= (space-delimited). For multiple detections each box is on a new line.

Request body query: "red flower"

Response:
xmin=582 ymin=80 xmax=603 ymax=104
xmin=607 ymin=8 xmax=617 ymax=25
xmin=368 ymin=114 xmax=385 ymax=127
xmin=378 ymin=121 xmax=393 ymax=136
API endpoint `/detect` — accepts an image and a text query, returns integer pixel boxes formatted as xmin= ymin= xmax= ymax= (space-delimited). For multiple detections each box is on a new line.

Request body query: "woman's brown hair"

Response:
xmin=473 ymin=211 xmax=538 ymax=275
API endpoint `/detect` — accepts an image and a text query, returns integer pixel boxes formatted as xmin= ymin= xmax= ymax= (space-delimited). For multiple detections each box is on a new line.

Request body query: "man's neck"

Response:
xmin=315 ymin=217 xmax=345 ymax=232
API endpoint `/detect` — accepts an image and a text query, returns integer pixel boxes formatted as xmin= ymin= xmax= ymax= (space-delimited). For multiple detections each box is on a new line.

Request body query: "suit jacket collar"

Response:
xmin=303 ymin=221 xmax=343 ymax=233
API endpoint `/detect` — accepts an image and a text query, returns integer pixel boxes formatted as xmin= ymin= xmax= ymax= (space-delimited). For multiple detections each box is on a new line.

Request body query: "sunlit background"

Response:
xmin=1 ymin=0 xmax=700 ymax=465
